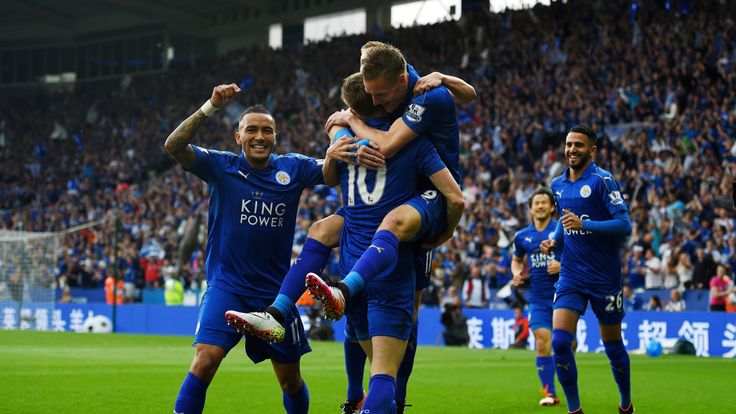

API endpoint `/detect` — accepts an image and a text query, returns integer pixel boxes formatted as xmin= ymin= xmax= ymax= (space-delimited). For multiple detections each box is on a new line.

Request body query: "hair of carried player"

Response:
xmin=360 ymin=42 xmax=406 ymax=82
xmin=569 ymin=124 xmax=597 ymax=145
xmin=529 ymin=187 xmax=556 ymax=208
xmin=341 ymin=72 xmax=382 ymax=119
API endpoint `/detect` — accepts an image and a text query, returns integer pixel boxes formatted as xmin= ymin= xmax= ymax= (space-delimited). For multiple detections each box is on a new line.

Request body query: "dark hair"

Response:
xmin=341 ymin=72 xmax=381 ymax=119
xmin=569 ymin=124 xmax=597 ymax=145
xmin=360 ymin=41 xmax=406 ymax=82
xmin=529 ymin=187 xmax=555 ymax=207
xmin=242 ymin=104 xmax=272 ymax=118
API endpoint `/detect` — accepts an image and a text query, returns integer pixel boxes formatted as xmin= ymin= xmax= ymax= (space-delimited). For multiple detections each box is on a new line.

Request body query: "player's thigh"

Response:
xmin=552 ymin=308 xmax=580 ymax=334
xmin=378 ymin=204 xmax=423 ymax=241
xmin=400 ymin=191 xmax=448 ymax=242
xmin=271 ymin=360 xmax=304 ymax=393
xmin=195 ymin=287 xmax=246 ymax=352
xmin=307 ymin=213 xmax=344 ymax=248
xmin=369 ymin=335 xmax=408 ymax=377
xmin=552 ymin=282 xmax=586 ymax=333
xmin=533 ymin=328 xmax=552 ymax=356
xmin=589 ymin=285 xmax=625 ymax=329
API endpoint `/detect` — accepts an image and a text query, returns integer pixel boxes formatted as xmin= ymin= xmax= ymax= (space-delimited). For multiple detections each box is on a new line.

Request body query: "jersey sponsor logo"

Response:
xmin=530 ymin=252 xmax=555 ymax=269
xmin=564 ymin=213 xmax=593 ymax=235
xmin=240 ymin=198 xmax=287 ymax=227
xmin=405 ymin=103 xmax=426 ymax=123
xmin=580 ymin=185 xmax=592 ymax=198
xmin=275 ymin=171 xmax=291 ymax=185
xmin=609 ymin=190 xmax=624 ymax=205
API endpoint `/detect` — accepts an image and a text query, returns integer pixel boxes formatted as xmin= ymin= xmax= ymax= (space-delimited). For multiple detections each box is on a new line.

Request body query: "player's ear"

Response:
xmin=234 ymin=130 xmax=242 ymax=146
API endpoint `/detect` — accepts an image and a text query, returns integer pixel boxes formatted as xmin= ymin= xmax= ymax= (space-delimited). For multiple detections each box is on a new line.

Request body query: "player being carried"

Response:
xmin=511 ymin=187 xmax=563 ymax=407
xmin=166 ymin=84 xmax=328 ymax=414
xmin=540 ymin=125 xmax=634 ymax=414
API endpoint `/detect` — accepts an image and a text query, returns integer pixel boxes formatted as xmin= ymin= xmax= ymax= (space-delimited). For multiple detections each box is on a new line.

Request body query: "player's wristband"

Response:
xmin=200 ymin=100 xmax=219 ymax=117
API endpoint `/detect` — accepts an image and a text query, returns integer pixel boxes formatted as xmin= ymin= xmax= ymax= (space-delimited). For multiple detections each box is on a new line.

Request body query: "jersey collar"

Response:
xmin=229 ymin=152 xmax=277 ymax=174
xmin=564 ymin=161 xmax=597 ymax=182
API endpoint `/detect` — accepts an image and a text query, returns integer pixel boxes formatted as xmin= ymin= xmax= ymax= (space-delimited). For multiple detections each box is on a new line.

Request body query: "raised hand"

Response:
xmin=210 ymin=83 xmax=241 ymax=108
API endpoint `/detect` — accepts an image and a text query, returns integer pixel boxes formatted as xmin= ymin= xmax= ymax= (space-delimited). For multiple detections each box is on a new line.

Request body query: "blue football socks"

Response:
xmin=272 ymin=238 xmax=332 ymax=318
xmin=282 ymin=381 xmax=309 ymax=414
xmin=344 ymin=338 xmax=367 ymax=403
xmin=552 ymin=329 xmax=581 ymax=411
xmin=603 ymin=339 xmax=632 ymax=408
xmin=174 ymin=372 xmax=209 ymax=414
xmin=362 ymin=374 xmax=396 ymax=414
xmin=341 ymin=230 xmax=399 ymax=296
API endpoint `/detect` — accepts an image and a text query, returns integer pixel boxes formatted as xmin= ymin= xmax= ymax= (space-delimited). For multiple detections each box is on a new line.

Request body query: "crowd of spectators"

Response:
xmin=1 ymin=0 xmax=735 ymax=311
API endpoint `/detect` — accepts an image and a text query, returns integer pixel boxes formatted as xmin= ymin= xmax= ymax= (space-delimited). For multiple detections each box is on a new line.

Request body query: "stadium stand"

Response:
xmin=1 ymin=0 xmax=734 ymax=313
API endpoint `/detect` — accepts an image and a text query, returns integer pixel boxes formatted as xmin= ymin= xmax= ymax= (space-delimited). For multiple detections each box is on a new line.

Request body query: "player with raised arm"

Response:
xmin=511 ymin=187 xmax=563 ymax=407
xmin=166 ymin=84 xmax=325 ymax=414
xmin=540 ymin=125 xmax=634 ymax=414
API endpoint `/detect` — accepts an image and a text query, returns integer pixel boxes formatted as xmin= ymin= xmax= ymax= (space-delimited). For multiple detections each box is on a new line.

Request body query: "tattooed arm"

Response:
xmin=164 ymin=83 xmax=241 ymax=169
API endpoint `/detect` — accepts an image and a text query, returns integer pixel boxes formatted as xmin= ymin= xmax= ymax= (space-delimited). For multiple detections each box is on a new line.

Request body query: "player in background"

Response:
xmin=511 ymin=187 xmax=563 ymax=407
xmin=165 ymin=84 xmax=325 ymax=414
xmin=540 ymin=125 xmax=634 ymax=414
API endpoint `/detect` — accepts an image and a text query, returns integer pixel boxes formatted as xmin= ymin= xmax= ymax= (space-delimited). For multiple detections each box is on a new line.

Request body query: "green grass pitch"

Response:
xmin=1 ymin=331 xmax=732 ymax=413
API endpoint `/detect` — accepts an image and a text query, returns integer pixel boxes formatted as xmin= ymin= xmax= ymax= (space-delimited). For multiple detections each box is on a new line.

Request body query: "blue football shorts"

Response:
xmin=194 ymin=286 xmax=311 ymax=364
xmin=553 ymin=278 xmax=625 ymax=325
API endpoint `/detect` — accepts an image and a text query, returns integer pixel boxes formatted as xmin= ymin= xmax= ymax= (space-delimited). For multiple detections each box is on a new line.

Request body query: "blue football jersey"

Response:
xmin=550 ymin=162 xmax=629 ymax=288
xmin=338 ymin=118 xmax=447 ymax=273
xmin=513 ymin=220 xmax=562 ymax=304
xmin=186 ymin=146 xmax=324 ymax=297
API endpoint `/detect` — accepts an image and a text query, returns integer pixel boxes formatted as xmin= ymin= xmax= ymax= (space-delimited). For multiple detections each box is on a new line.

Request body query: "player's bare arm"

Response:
xmin=164 ymin=83 xmax=241 ymax=169
xmin=511 ymin=255 xmax=528 ymax=286
xmin=324 ymin=109 xmax=418 ymax=160
xmin=421 ymin=168 xmax=464 ymax=248
xmin=413 ymin=72 xmax=476 ymax=104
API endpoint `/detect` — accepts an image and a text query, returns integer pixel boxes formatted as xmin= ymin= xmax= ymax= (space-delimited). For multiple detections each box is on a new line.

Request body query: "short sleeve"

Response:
xmin=401 ymin=87 xmax=454 ymax=136
xmin=512 ymin=232 xmax=526 ymax=258
xmin=186 ymin=145 xmax=225 ymax=183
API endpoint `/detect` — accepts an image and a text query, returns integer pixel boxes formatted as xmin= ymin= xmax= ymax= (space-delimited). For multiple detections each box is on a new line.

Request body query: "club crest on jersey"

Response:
xmin=405 ymin=103 xmax=426 ymax=123
xmin=609 ymin=191 xmax=624 ymax=205
xmin=580 ymin=185 xmax=592 ymax=198
xmin=275 ymin=171 xmax=291 ymax=185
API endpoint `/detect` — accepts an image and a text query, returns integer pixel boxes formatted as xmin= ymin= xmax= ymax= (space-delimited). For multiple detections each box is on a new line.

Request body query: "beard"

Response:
xmin=568 ymin=152 xmax=590 ymax=170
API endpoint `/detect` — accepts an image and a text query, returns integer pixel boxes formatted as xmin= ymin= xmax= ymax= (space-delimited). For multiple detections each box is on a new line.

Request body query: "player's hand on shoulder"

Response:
xmin=210 ymin=83 xmax=241 ymax=108
xmin=414 ymin=72 xmax=443 ymax=96
xmin=356 ymin=141 xmax=385 ymax=170
xmin=540 ymin=239 xmax=555 ymax=254
xmin=326 ymin=136 xmax=359 ymax=165
xmin=324 ymin=109 xmax=353 ymax=133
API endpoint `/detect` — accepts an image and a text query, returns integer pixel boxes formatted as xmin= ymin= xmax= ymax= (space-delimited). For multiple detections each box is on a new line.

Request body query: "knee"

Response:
xmin=308 ymin=217 xmax=340 ymax=247
xmin=190 ymin=348 xmax=223 ymax=382
xmin=278 ymin=375 xmax=304 ymax=394
xmin=551 ymin=330 xmax=573 ymax=354
xmin=536 ymin=338 xmax=551 ymax=356
xmin=379 ymin=213 xmax=409 ymax=240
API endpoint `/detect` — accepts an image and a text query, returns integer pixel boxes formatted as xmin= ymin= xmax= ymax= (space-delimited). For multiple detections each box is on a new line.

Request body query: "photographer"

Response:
xmin=441 ymin=298 xmax=469 ymax=346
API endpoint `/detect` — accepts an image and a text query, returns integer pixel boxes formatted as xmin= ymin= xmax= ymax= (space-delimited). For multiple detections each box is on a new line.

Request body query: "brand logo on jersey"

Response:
xmin=580 ymin=185 xmax=592 ymax=198
xmin=405 ymin=103 xmax=426 ymax=123
xmin=421 ymin=190 xmax=438 ymax=203
xmin=238 ymin=171 xmax=249 ymax=181
xmin=524 ymin=237 xmax=533 ymax=243
xmin=275 ymin=171 xmax=290 ymax=185
xmin=555 ymin=190 xmax=564 ymax=198
xmin=609 ymin=191 xmax=624 ymax=205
